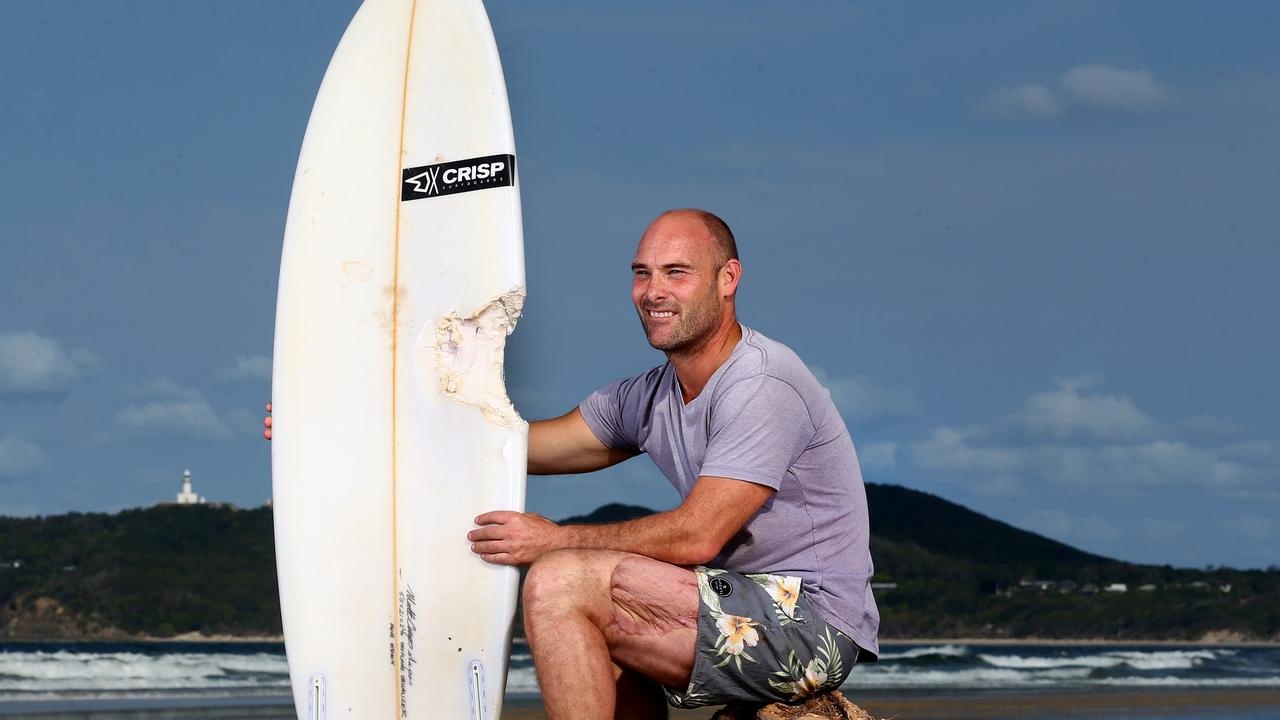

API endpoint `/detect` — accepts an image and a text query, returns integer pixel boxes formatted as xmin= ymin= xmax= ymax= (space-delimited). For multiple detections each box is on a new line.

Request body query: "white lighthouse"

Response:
xmin=176 ymin=469 xmax=206 ymax=505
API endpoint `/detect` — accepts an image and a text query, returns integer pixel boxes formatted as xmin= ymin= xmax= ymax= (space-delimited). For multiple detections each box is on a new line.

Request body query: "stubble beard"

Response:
xmin=638 ymin=283 xmax=723 ymax=353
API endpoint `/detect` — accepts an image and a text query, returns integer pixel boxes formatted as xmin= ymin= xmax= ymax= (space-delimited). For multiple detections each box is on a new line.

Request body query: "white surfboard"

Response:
xmin=271 ymin=0 xmax=526 ymax=718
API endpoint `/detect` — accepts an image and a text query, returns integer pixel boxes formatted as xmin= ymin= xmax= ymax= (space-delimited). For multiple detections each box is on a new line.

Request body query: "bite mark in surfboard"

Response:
xmin=430 ymin=289 xmax=526 ymax=429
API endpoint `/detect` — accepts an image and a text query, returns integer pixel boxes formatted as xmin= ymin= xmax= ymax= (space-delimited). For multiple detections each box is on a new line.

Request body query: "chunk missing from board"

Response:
xmin=431 ymin=289 xmax=526 ymax=429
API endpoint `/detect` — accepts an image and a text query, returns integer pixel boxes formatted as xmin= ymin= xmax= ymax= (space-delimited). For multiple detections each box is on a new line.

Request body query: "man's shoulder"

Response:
xmin=718 ymin=326 xmax=817 ymax=392
xmin=609 ymin=361 xmax=672 ymax=397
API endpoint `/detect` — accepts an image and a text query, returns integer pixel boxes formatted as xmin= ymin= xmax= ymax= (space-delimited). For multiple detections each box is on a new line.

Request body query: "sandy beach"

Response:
xmin=880 ymin=637 xmax=1280 ymax=649
xmin=500 ymin=688 xmax=1280 ymax=720
xmin=3 ymin=689 xmax=1278 ymax=719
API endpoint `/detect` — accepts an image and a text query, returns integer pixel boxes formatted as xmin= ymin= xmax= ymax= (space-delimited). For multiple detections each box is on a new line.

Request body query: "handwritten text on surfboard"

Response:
xmin=401 ymin=154 xmax=516 ymax=201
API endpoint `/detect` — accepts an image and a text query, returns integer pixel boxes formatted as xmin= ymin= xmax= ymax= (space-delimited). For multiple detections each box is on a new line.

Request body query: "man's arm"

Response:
xmin=468 ymin=475 xmax=774 ymax=566
xmin=267 ymin=402 xmax=634 ymax=476
xmin=528 ymin=408 xmax=637 ymax=475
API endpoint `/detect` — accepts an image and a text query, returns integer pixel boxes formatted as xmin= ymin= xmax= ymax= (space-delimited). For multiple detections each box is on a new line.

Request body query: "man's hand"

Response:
xmin=468 ymin=511 xmax=567 ymax=566
xmin=263 ymin=402 xmax=272 ymax=440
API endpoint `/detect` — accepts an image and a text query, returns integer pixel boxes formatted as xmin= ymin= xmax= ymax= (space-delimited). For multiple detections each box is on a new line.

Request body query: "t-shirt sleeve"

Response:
xmin=698 ymin=375 xmax=814 ymax=490
xmin=578 ymin=376 xmax=644 ymax=453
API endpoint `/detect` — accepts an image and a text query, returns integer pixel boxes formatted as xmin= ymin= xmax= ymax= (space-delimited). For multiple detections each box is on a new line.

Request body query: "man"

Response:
xmin=266 ymin=209 xmax=878 ymax=719
xmin=465 ymin=208 xmax=878 ymax=719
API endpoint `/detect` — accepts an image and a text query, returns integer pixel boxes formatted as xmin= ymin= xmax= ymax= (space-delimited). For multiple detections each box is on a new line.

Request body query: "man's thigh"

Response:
xmin=602 ymin=554 xmax=700 ymax=689
xmin=525 ymin=549 xmax=699 ymax=689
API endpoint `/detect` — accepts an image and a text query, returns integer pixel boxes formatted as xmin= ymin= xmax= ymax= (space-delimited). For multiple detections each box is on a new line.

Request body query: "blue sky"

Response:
xmin=1 ymin=1 xmax=1276 ymax=569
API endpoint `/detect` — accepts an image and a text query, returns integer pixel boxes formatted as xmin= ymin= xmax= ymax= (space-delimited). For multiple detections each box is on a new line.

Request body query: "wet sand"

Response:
xmin=502 ymin=688 xmax=1280 ymax=720
xmin=2 ymin=689 xmax=1277 ymax=719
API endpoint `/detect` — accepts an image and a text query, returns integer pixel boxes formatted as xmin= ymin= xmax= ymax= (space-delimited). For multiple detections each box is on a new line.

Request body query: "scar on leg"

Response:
xmin=608 ymin=557 xmax=699 ymax=636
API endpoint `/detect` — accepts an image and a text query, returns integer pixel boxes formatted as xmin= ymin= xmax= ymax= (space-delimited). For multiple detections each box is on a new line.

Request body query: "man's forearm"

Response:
xmin=470 ymin=478 xmax=769 ymax=567
xmin=560 ymin=510 xmax=716 ymax=566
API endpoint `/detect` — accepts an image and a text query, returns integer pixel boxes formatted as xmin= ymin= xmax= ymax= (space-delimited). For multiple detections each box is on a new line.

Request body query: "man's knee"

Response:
xmin=522 ymin=548 xmax=614 ymax=614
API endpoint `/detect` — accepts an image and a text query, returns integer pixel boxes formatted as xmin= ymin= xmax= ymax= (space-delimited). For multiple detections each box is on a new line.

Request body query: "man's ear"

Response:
xmin=720 ymin=258 xmax=742 ymax=298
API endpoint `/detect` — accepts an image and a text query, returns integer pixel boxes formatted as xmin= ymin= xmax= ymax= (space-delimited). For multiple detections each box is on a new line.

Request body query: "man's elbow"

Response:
xmin=676 ymin=536 xmax=726 ymax=566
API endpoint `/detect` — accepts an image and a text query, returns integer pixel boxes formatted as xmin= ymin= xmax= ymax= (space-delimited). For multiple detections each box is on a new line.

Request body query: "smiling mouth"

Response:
xmin=646 ymin=310 xmax=675 ymax=318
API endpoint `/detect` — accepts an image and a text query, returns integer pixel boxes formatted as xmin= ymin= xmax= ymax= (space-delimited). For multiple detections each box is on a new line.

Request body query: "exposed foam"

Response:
xmin=430 ymin=289 xmax=526 ymax=428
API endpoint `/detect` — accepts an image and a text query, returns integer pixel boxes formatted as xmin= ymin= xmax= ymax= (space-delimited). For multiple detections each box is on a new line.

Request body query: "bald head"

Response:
xmin=651 ymin=208 xmax=739 ymax=268
xmin=632 ymin=208 xmax=743 ymax=353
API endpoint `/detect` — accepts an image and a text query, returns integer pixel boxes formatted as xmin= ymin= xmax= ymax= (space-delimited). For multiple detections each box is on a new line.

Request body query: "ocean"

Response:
xmin=0 ymin=641 xmax=1277 ymax=718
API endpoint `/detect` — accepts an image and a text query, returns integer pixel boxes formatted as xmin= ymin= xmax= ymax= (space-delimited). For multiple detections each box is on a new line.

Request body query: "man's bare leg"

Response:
xmin=522 ymin=549 xmax=698 ymax=720
xmin=614 ymin=665 xmax=669 ymax=720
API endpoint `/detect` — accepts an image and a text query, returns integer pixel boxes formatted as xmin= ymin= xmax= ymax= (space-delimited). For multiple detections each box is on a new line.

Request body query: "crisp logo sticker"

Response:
xmin=402 ymin=154 xmax=516 ymax=201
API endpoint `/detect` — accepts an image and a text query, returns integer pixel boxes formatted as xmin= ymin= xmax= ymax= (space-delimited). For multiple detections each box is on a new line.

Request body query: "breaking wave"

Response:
xmin=2 ymin=641 xmax=1277 ymax=701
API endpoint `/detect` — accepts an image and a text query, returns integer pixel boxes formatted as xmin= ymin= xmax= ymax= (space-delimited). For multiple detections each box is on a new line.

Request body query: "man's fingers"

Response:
xmin=264 ymin=417 xmax=272 ymax=428
xmin=479 ymin=552 xmax=517 ymax=565
xmin=475 ymin=510 xmax=517 ymax=525
xmin=470 ymin=541 xmax=508 ymax=554
xmin=266 ymin=402 xmax=272 ymax=412
xmin=467 ymin=526 xmax=505 ymax=542
xmin=263 ymin=428 xmax=272 ymax=440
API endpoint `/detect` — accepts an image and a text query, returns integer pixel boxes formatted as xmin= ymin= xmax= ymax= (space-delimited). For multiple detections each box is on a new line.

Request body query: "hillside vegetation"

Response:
xmin=1 ymin=505 xmax=278 ymax=638
xmin=1 ymin=485 xmax=1276 ymax=641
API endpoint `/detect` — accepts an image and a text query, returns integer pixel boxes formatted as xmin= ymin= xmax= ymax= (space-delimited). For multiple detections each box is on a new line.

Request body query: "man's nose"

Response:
xmin=644 ymin=276 xmax=667 ymax=301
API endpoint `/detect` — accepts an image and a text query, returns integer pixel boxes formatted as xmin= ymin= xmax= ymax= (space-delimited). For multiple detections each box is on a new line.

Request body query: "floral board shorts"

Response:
xmin=662 ymin=567 xmax=861 ymax=709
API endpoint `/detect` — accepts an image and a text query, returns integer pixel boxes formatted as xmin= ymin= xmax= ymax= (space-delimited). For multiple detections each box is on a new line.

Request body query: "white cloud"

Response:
xmin=114 ymin=378 xmax=233 ymax=440
xmin=0 ymin=332 xmax=99 ymax=391
xmin=217 ymin=355 xmax=271 ymax=383
xmin=979 ymin=83 xmax=1063 ymax=120
xmin=1061 ymin=64 xmax=1175 ymax=114
xmin=897 ymin=379 xmax=1275 ymax=500
xmin=978 ymin=64 xmax=1175 ymax=121
xmin=812 ymin=368 xmax=913 ymax=422
xmin=0 ymin=435 xmax=46 ymax=478
xmin=914 ymin=426 xmax=1027 ymax=477
xmin=1014 ymin=376 xmax=1155 ymax=443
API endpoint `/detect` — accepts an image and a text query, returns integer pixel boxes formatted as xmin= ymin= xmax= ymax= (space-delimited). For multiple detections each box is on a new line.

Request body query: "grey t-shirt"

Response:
xmin=578 ymin=326 xmax=880 ymax=656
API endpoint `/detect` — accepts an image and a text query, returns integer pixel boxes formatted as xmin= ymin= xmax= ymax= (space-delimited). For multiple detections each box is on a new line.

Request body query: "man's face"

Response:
xmin=631 ymin=215 xmax=726 ymax=352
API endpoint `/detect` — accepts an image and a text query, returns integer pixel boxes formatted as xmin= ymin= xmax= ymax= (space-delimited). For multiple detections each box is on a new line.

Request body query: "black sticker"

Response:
xmin=709 ymin=576 xmax=733 ymax=598
xmin=401 ymin=153 xmax=516 ymax=201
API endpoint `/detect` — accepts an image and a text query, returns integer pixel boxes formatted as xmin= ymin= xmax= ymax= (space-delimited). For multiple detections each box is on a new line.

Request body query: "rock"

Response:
xmin=0 ymin=593 xmax=127 ymax=641
xmin=710 ymin=691 xmax=877 ymax=720
xmin=1 ymin=595 xmax=79 ymax=639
